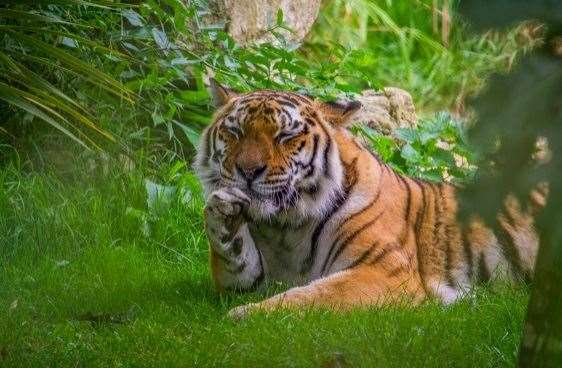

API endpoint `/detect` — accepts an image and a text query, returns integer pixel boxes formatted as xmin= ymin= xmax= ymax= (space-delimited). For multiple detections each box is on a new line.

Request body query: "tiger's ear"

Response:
xmin=319 ymin=100 xmax=362 ymax=127
xmin=209 ymin=78 xmax=238 ymax=108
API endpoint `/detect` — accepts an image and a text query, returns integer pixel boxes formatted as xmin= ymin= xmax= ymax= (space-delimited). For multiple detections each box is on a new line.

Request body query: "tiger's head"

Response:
xmin=195 ymin=79 xmax=361 ymax=224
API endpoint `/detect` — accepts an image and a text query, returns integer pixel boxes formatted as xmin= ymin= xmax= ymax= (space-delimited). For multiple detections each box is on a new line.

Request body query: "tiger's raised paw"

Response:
xmin=205 ymin=187 xmax=250 ymax=237
xmin=205 ymin=187 xmax=250 ymax=219
xmin=204 ymin=187 xmax=250 ymax=250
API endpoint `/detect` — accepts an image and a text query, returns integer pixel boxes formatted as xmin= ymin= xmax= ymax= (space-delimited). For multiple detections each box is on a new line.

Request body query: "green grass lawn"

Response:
xmin=0 ymin=159 xmax=529 ymax=367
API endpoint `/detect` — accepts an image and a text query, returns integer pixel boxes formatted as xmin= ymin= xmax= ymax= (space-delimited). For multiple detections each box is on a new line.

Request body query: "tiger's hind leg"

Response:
xmin=228 ymin=244 xmax=426 ymax=319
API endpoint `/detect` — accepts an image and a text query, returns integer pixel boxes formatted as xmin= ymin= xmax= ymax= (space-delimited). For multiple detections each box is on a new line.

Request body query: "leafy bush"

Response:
xmin=0 ymin=1 xmax=132 ymax=149
xmin=354 ymin=112 xmax=476 ymax=182
xmin=0 ymin=0 xmax=535 ymax=185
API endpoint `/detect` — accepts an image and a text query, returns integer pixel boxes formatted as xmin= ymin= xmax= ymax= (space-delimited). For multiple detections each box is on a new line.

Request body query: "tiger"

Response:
xmin=195 ymin=79 xmax=548 ymax=320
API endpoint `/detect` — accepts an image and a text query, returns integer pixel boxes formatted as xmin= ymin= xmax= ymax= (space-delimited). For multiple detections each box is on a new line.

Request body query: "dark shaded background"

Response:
xmin=460 ymin=1 xmax=562 ymax=366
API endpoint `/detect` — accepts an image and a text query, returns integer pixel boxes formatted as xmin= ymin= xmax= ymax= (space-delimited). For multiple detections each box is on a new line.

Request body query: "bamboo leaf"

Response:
xmin=7 ymin=31 xmax=134 ymax=103
xmin=0 ymin=9 xmax=78 ymax=26
xmin=0 ymin=82 xmax=90 ymax=150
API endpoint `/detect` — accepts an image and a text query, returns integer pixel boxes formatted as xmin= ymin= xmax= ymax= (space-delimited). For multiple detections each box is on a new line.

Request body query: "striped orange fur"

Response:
xmin=195 ymin=80 xmax=547 ymax=319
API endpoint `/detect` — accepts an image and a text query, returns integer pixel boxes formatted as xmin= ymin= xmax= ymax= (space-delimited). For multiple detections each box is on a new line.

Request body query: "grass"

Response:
xmin=0 ymin=156 xmax=530 ymax=367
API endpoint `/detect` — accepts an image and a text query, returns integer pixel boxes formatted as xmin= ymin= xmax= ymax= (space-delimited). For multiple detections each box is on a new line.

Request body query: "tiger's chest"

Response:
xmin=248 ymin=221 xmax=316 ymax=285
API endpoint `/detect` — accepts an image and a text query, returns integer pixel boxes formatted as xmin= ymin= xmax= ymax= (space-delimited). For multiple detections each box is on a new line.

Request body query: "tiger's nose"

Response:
xmin=236 ymin=163 xmax=267 ymax=182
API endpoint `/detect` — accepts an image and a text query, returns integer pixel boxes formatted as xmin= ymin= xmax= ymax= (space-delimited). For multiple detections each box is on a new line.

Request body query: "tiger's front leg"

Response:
xmin=204 ymin=187 xmax=264 ymax=291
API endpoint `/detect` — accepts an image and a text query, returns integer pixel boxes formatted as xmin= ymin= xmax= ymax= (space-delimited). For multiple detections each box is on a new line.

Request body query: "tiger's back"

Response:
xmin=332 ymin=132 xmax=544 ymax=303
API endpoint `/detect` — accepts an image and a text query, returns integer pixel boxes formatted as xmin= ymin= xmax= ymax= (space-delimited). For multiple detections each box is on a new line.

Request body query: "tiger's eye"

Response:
xmin=275 ymin=131 xmax=295 ymax=144
xmin=226 ymin=126 xmax=243 ymax=137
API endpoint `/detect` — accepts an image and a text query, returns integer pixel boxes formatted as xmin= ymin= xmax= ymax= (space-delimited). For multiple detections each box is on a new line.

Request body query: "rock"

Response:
xmin=348 ymin=87 xmax=417 ymax=135
xmin=205 ymin=0 xmax=321 ymax=46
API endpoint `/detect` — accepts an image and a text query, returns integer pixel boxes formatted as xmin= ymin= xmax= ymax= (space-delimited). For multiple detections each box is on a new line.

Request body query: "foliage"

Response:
xmin=354 ymin=112 xmax=476 ymax=182
xmin=0 ymin=1 xmax=133 ymax=150
xmin=306 ymin=0 xmax=540 ymax=112
xmin=1 ymin=0 xmax=537 ymax=162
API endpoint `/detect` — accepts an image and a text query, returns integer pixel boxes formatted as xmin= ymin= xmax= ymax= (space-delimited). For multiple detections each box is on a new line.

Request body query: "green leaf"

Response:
xmin=276 ymin=8 xmax=284 ymax=26
xmin=0 ymin=8 xmax=76 ymax=25
xmin=419 ymin=131 xmax=439 ymax=144
xmin=152 ymin=112 xmax=166 ymax=126
xmin=0 ymin=82 xmax=89 ymax=149
xmin=401 ymin=144 xmax=421 ymax=162
xmin=122 ymin=9 xmax=144 ymax=27
xmin=7 ymin=31 xmax=134 ymax=102
xmin=60 ymin=36 xmax=78 ymax=48
xmin=175 ymin=122 xmax=201 ymax=148
xmin=394 ymin=127 xmax=417 ymax=142
xmin=151 ymin=28 xmax=170 ymax=50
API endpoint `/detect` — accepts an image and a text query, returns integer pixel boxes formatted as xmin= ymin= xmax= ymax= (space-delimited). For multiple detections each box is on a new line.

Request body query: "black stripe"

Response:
xmin=387 ymin=266 xmax=408 ymax=278
xmin=322 ymin=137 xmax=332 ymax=178
xmin=409 ymin=178 xmax=427 ymax=280
xmin=304 ymin=117 xmax=317 ymax=126
xmin=281 ymin=95 xmax=300 ymax=106
xmin=293 ymin=94 xmax=311 ymax=103
xmin=397 ymin=175 xmax=412 ymax=246
xmin=263 ymin=177 xmax=287 ymax=184
xmin=231 ymin=236 xmax=243 ymax=256
xmin=410 ymin=178 xmax=425 ymax=237
xmin=317 ymin=155 xmax=383 ymax=274
xmin=431 ymin=184 xmax=443 ymax=252
xmin=478 ymin=252 xmax=491 ymax=282
xmin=344 ymin=242 xmax=379 ymax=271
xmin=320 ymin=175 xmax=383 ymax=275
xmin=295 ymin=140 xmax=306 ymax=153
xmin=323 ymin=212 xmax=383 ymax=275
xmin=300 ymin=189 xmax=350 ymax=275
xmin=304 ymin=134 xmax=320 ymax=178
xmin=338 ymin=189 xmax=381 ymax=234
xmin=300 ymin=158 xmax=357 ymax=275
xmin=444 ymin=223 xmax=455 ymax=287
xmin=437 ymin=185 xmax=455 ymax=287
xmin=315 ymin=118 xmax=332 ymax=179
xmin=276 ymin=131 xmax=295 ymax=143
xmin=496 ymin=219 xmax=525 ymax=280
xmin=369 ymin=243 xmax=401 ymax=265
xmin=461 ymin=229 xmax=474 ymax=281
xmin=277 ymin=99 xmax=296 ymax=108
